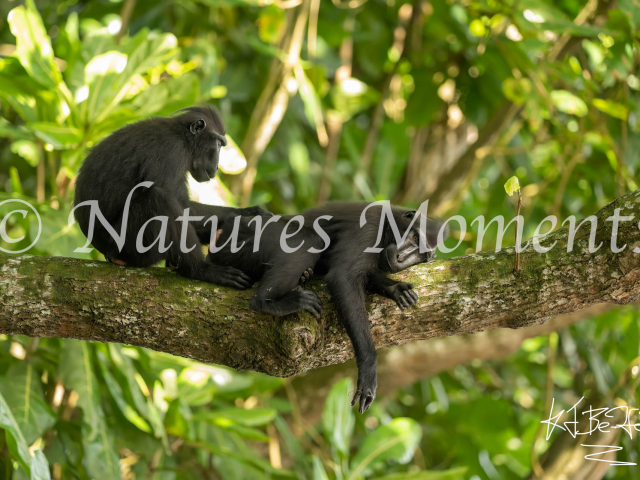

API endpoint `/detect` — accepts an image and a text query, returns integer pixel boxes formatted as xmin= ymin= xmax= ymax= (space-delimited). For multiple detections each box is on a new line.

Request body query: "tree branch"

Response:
xmin=116 ymin=0 xmax=137 ymax=44
xmin=2 ymin=190 xmax=640 ymax=377
xmin=291 ymin=303 xmax=618 ymax=423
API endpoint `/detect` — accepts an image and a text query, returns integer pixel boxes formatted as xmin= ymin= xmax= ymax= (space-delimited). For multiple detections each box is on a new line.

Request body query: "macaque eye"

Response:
xmin=413 ymin=235 xmax=419 ymax=244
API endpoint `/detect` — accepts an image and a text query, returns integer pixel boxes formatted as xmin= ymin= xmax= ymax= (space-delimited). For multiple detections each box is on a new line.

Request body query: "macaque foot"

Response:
xmin=198 ymin=264 xmax=253 ymax=290
xmin=298 ymin=267 xmax=314 ymax=287
xmin=295 ymin=289 xmax=323 ymax=318
xmin=352 ymin=368 xmax=377 ymax=413
xmin=386 ymin=282 xmax=418 ymax=310
xmin=251 ymin=288 xmax=323 ymax=318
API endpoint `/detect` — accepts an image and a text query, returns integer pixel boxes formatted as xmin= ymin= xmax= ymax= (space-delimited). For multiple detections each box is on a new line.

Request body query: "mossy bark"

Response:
xmin=1 ymin=191 xmax=640 ymax=377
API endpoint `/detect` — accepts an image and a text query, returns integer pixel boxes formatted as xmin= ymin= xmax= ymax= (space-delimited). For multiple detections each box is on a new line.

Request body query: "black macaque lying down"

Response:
xmin=208 ymin=203 xmax=447 ymax=413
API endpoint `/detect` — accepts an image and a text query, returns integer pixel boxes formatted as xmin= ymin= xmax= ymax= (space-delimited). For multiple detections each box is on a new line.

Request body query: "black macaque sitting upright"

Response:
xmin=73 ymin=106 xmax=269 ymax=289
xmin=207 ymin=203 xmax=447 ymax=412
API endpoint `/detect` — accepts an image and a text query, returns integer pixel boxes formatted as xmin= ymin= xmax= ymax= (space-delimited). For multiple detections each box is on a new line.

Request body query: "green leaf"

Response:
xmin=62 ymin=342 xmax=120 ymax=478
xmin=177 ymin=373 xmax=214 ymax=406
xmin=33 ymin=206 xmax=94 ymax=258
xmin=222 ymin=424 xmax=270 ymax=442
xmin=145 ymin=388 xmax=169 ymax=452
xmin=0 ymin=363 xmax=56 ymax=445
xmin=377 ymin=467 xmax=468 ymax=480
xmin=64 ymin=11 xmax=80 ymax=47
xmin=321 ymin=377 xmax=355 ymax=456
xmin=0 ymin=117 xmax=33 ymax=141
xmin=107 ymin=345 xmax=150 ymax=418
xmin=195 ymin=408 xmax=276 ymax=427
xmin=87 ymin=29 xmax=178 ymax=124
xmin=257 ymin=5 xmax=285 ymax=44
xmin=619 ymin=310 xmax=639 ymax=363
xmin=406 ymin=71 xmax=442 ymax=127
xmin=82 ymin=422 xmax=121 ymax=479
xmin=312 ymin=456 xmax=329 ymax=480
xmin=0 ymin=389 xmax=32 ymax=473
xmin=106 ymin=346 xmax=169 ymax=449
xmin=502 ymin=78 xmax=532 ymax=105
xmin=618 ymin=0 xmax=640 ymax=29
xmin=294 ymin=66 xmax=327 ymax=145
xmin=288 ymin=141 xmax=311 ymax=198
xmin=469 ymin=19 xmax=486 ymax=36
xmin=86 ymin=107 xmax=139 ymax=142
xmin=29 ymin=123 xmax=82 ymax=149
xmin=9 ymin=167 xmax=24 ymax=195
xmin=0 ymin=58 xmax=40 ymax=123
xmin=128 ymin=70 xmax=202 ymax=119
xmin=96 ymin=351 xmax=152 ymax=433
xmin=550 ymin=90 xmax=588 ymax=117
xmin=592 ymin=98 xmax=629 ymax=120
xmin=30 ymin=450 xmax=52 ymax=480
xmin=165 ymin=398 xmax=193 ymax=438
xmin=504 ymin=176 xmax=521 ymax=196
xmin=607 ymin=10 xmax=633 ymax=37
xmin=188 ymin=439 xmax=295 ymax=477
xmin=274 ymin=415 xmax=305 ymax=464
xmin=330 ymin=78 xmax=380 ymax=122
xmin=10 ymin=140 xmax=40 ymax=167
xmin=7 ymin=0 xmax=62 ymax=88
xmin=129 ymin=79 xmax=168 ymax=117
xmin=0 ymin=390 xmax=51 ymax=479
xmin=59 ymin=340 xmax=102 ymax=437
xmin=350 ymin=418 xmax=422 ymax=479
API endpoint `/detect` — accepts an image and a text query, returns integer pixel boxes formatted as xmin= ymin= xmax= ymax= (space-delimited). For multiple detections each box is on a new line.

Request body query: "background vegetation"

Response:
xmin=0 ymin=0 xmax=639 ymax=478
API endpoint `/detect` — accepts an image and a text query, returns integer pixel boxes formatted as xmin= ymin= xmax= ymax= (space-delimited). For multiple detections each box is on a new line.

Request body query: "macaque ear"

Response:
xmin=190 ymin=119 xmax=206 ymax=134
xmin=402 ymin=210 xmax=417 ymax=219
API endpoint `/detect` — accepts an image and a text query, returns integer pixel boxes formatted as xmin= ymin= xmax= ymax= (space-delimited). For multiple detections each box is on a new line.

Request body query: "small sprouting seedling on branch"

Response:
xmin=505 ymin=176 xmax=523 ymax=276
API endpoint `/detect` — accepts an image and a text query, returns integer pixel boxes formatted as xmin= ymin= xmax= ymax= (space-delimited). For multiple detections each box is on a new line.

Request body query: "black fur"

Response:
xmin=74 ymin=106 xmax=268 ymax=289
xmin=208 ymin=203 xmax=446 ymax=412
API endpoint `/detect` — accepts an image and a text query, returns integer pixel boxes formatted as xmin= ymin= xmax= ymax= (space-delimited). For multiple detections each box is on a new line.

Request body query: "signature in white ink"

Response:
xmin=541 ymin=397 xmax=639 ymax=465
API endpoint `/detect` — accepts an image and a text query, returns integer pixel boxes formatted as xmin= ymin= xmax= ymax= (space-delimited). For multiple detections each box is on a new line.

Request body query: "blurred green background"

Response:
xmin=0 ymin=0 xmax=639 ymax=478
